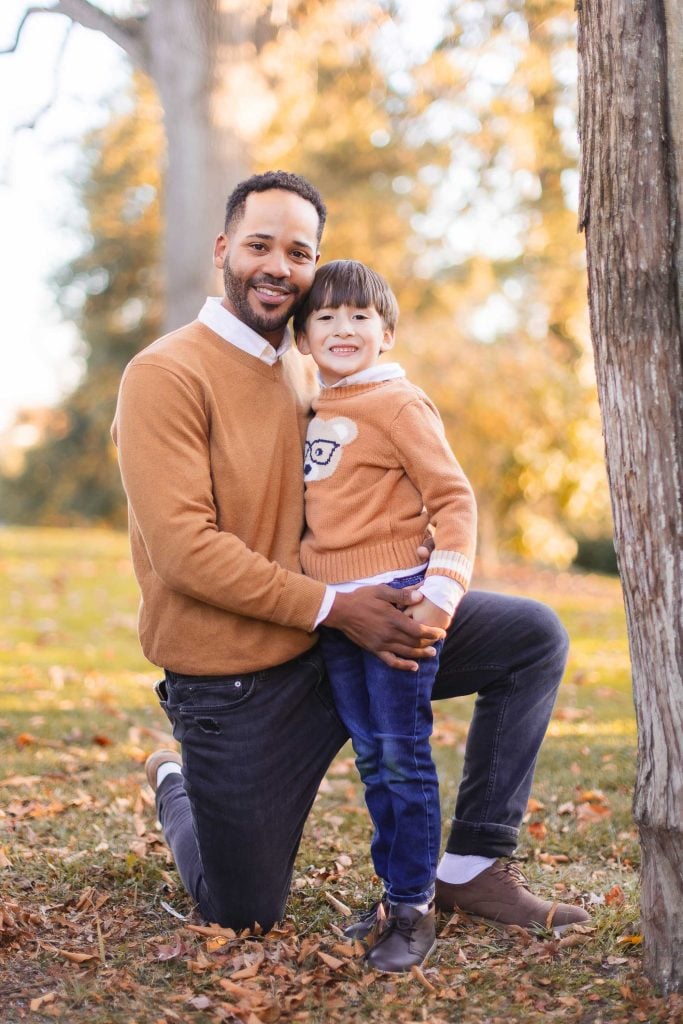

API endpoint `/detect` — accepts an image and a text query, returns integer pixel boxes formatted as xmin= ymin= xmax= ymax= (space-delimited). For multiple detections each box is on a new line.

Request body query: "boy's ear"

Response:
xmin=380 ymin=328 xmax=395 ymax=353
xmin=296 ymin=331 xmax=311 ymax=355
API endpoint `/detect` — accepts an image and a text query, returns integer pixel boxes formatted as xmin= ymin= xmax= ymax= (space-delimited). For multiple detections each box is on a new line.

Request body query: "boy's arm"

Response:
xmin=391 ymin=396 xmax=477 ymax=606
xmin=114 ymin=360 xmax=326 ymax=630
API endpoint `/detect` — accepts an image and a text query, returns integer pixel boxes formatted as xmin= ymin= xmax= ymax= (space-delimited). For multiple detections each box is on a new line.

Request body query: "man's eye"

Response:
xmin=291 ymin=250 xmax=310 ymax=261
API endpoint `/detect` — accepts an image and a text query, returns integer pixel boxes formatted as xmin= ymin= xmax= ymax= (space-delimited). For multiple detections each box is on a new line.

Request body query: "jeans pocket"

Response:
xmin=175 ymin=676 xmax=258 ymax=717
xmin=154 ymin=678 xmax=173 ymax=724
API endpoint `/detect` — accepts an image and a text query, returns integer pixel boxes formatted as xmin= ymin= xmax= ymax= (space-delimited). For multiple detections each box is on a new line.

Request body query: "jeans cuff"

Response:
xmin=388 ymin=884 xmax=436 ymax=906
xmin=445 ymin=817 xmax=519 ymax=858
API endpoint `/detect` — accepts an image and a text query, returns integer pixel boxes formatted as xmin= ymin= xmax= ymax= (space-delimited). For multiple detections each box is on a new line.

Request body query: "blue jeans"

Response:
xmin=320 ymin=573 xmax=441 ymax=905
xmin=153 ymin=590 xmax=568 ymax=929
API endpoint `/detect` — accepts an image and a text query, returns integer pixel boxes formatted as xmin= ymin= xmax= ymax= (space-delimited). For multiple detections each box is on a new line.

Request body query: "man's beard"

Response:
xmin=223 ymin=263 xmax=302 ymax=337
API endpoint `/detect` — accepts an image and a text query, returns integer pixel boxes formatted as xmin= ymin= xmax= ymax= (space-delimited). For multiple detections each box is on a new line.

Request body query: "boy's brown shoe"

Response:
xmin=365 ymin=903 xmax=436 ymax=973
xmin=435 ymin=860 xmax=589 ymax=934
xmin=145 ymin=749 xmax=182 ymax=793
xmin=342 ymin=897 xmax=389 ymax=941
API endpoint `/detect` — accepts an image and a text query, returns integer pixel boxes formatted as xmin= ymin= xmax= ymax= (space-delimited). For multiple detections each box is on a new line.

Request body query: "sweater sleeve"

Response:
xmin=112 ymin=360 xmax=326 ymax=630
xmin=390 ymin=397 xmax=477 ymax=590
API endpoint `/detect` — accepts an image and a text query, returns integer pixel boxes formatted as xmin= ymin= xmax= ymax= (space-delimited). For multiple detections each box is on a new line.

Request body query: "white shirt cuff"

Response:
xmin=313 ymin=586 xmax=336 ymax=629
xmin=419 ymin=576 xmax=465 ymax=618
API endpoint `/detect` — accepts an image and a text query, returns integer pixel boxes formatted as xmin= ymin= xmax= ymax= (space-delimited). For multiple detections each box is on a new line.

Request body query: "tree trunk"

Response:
xmin=146 ymin=0 xmax=256 ymax=331
xmin=577 ymin=0 xmax=683 ymax=995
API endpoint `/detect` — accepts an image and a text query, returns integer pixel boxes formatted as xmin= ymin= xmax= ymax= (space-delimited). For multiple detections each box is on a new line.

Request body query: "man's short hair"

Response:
xmin=224 ymin=171 xmax=327 ymax=243
xmin=293 ymin=260 xmax=399 ymax=334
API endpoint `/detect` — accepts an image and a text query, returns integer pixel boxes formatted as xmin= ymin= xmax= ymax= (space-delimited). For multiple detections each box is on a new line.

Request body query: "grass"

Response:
xmin=0 ymin=526 xmax=679 ymax=1023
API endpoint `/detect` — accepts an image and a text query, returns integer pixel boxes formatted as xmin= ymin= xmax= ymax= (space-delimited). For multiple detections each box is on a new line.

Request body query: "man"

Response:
xmin=112 ymin=170 xmax=588 ymax=937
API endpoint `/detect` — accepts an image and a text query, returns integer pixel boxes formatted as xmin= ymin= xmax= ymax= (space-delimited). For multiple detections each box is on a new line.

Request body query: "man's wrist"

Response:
xmin=313 ymin=586 xmax=336 ymax=629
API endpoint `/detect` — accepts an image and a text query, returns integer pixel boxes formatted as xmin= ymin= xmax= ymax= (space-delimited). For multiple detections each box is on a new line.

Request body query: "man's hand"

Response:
xmin=323 ymin=585 xmax=445 ymax=672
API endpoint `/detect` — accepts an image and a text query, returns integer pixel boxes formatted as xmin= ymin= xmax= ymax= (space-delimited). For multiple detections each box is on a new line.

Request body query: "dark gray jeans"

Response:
xmin=154 ymin=590 xmax=569 ymax=930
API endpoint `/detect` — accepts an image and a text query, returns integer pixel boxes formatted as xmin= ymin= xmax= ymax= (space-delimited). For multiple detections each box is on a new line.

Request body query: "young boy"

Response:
xmin=294 ymin=260 xmax=477 ymax=973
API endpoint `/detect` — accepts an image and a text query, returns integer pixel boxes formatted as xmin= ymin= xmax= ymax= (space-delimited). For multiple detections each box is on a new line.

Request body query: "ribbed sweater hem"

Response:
xmin=301 ymin=532 xmax=430 ymax=585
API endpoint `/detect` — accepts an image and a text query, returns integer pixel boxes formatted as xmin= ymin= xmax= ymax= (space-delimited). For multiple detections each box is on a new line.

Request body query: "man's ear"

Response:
xmin=380 ymin=328 xmax=396 ymax=353
xmin=213 ymin=233 xmax=228 ymax=270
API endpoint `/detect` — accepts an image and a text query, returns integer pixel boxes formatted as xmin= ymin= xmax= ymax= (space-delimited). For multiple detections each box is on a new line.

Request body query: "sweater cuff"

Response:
xmin=426 ymin=550 xmax=474 ymax=590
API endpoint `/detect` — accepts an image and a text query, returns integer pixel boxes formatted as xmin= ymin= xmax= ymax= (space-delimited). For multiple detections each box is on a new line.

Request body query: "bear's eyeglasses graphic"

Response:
xmin=304 ymin=439 xmax=340 ymax=467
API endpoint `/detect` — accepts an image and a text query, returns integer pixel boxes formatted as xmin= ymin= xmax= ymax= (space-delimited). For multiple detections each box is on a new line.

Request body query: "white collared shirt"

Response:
xmin=198 ymin=296 xmax=292 ymax=365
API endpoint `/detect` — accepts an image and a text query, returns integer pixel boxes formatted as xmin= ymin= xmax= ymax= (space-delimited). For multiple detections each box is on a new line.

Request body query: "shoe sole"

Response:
xmin=437 ymin=906 xmax=582 ymax=937
xmin=366 ymin=939 xmax=437 ymax=974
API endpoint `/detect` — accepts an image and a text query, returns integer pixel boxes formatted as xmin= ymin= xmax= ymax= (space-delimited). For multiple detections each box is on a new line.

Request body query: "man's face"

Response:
xmin=214 ymin=189 xmax=320 ymax=345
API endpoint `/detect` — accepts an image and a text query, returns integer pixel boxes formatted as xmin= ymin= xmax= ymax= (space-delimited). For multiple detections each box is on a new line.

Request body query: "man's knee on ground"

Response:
xmin=202 ymin=891 xmax=285 ymax=934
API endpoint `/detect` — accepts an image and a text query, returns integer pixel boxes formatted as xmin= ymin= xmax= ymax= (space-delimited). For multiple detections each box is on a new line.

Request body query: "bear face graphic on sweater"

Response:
xmin=304 ymin=415 xmax=358 ymax=482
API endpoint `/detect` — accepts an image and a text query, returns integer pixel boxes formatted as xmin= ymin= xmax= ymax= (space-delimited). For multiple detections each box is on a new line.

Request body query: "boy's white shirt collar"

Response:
xmin=198 ymin=296 xmax=292 ymax=365
xmin=320 ymin=362 xmax=406 ymax=389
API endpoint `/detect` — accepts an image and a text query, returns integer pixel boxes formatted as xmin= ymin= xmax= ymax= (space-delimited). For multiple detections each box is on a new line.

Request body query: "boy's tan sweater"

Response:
xmin=111 ymin=321 xmax=326 ymax=675
xmin=300 ymin=377 xmax=477 ymax=588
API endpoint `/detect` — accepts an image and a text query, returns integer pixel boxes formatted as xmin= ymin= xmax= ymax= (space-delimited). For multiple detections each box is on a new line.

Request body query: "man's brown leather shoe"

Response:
xmin=145 ymin=749 xmax=182 ymax=793
xmin=365 ymin=903 xmax=436 ymax=973
xmin=435 ymin=860 xmax=589 ymax=934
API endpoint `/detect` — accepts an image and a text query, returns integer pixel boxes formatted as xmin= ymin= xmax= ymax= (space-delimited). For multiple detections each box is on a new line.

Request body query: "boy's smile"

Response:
xmin=298 ymin=304 xmax=395 ymax=386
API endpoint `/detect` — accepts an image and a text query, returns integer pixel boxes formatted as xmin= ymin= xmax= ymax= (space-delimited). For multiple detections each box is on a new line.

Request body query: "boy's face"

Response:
xmin=297 ymin=304 xmax=395 ymax=386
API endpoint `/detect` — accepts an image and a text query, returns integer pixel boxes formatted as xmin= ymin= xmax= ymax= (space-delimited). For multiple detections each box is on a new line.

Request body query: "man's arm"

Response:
xmin=114 ymin=360 xmax=326 ymax=630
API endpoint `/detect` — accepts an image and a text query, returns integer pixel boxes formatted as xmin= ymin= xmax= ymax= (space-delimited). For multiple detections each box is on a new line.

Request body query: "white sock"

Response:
xmin=393 ymin=901 xmax=430 ymax=914
xmin=157 ymin=762 xmax=182 ymax=787
xmin=436 ymin=853 xmax=496 ymax=885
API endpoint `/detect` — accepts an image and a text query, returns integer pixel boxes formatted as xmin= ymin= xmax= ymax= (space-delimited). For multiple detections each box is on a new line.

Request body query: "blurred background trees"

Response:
xmin=0 ymin=0 xmax=613 ymax=569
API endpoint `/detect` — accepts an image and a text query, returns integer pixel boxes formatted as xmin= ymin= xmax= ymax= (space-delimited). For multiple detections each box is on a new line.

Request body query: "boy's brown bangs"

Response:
xmin=295 ymin=260 xmax=398 ymax=333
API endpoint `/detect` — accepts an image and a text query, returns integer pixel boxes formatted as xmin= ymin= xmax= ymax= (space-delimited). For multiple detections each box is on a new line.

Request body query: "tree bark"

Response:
xmin=577 ymin=0 xmax=683 ymax=995
xmin=9 ymin=1 xmax=273 ymax=330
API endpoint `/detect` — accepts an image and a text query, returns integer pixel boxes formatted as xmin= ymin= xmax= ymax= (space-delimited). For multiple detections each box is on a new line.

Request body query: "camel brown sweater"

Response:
xmin=300 ymin=378 xmax=477 ymax=588
xmin=112 ymin=321 xmax=326 ymax=674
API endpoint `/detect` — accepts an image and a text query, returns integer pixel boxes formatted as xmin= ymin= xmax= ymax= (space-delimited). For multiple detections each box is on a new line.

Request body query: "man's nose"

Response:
xmin=262 ymin=248 xmax=291 ymax=278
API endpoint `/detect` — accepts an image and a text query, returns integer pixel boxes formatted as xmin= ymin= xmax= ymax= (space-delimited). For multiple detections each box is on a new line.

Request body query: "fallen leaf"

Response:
xmin=605 ymin=884 xmax=625 ymax=906
xmin=42 ymin=943 xmax=98 ymax=964
xmin=324 ymin=892 xmax=352 ymax=917
xmin=187 ymin=995 xmax=212 ymax=1010
xmin=316 ymin=950 xmax=346 ymax=970
xmin=410 ymin=964 xmax=437 ymax=992
xmin=30 ymin=993 xmax=58 ymax=1011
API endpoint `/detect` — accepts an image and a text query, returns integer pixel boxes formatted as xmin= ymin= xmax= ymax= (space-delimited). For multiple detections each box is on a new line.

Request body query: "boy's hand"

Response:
xmin=404 ymin=594 xmax=452 ymax=631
